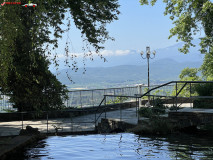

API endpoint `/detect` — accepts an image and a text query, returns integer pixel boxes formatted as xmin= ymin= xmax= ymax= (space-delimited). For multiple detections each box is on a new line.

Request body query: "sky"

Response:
xmin=60 ymin=0 xmax=176 ymax=51
xmin=50 ymin=0 xmax=204 ymax=71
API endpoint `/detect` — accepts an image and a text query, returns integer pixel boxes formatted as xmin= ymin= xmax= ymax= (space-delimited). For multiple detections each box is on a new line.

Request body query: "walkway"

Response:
xmin=0 ymin=107 xmax=138 ymax=136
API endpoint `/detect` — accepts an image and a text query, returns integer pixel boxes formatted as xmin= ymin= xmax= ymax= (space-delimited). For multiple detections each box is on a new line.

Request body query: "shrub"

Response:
xmin=193 ymin=83 xmax=213 ymax=109
xmin=152 ymin=98 xmax=167 ymax=114
xmin=138 ymin=107 xmax=153 ymax=118
xmin=194 ymin=83 xmax=213 ymax=96
xmin=193 ymin=99 xmax=213 ymax=109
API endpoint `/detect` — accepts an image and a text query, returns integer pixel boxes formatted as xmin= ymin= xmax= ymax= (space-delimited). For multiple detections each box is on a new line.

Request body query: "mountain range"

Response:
xmin=53 ymin=40 xmax=204 ymax=89
xmin=55 ymin=59 xmax=202 ymax=89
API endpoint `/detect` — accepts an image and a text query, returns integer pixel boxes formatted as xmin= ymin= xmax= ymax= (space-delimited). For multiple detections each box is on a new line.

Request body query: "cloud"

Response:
xmin=49 ymin=49 xmax=133 ymax=59
xmin=114 ymin=50 xmax=131 ymax=56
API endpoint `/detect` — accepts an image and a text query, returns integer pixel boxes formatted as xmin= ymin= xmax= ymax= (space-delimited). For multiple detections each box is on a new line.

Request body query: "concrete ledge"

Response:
xmin=0 ymin=135 xmax=46 ymax=160
xmin=169 ymin=109 xmax=213 ymax=128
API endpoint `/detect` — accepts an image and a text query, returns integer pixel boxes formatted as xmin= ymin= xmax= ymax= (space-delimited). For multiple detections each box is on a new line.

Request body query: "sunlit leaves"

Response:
xmin=140 ymin=0 xmax=213 ymax=55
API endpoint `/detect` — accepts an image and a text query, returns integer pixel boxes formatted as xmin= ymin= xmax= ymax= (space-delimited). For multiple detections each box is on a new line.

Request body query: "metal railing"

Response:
xmin=64 ymin=86 xmax=140 ymax=108
xmin=94 ymin=94 xmax=140 ymax=127
xmin=0 ymin=110 xmax=97 ymax=136
xmin=137 ymin=81 xmax=213 ymax=110
xmin=0 ymin=85 xmax=149 ymax=112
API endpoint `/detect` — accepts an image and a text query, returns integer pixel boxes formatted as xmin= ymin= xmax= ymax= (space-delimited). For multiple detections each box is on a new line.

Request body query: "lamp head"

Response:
xmin=146 ymin=46 xmax=150 ymax=55
xmin=153 ymin=50 xmax=156 ymax=55
xmin=140 ymin=51 xmax=144 ymax=56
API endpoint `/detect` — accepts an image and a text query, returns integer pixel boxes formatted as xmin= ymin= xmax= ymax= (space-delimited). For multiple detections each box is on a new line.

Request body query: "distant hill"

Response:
xmin=49 ymin=39 xmax=204 ymax=71
xmin=55 ymin=58 xmax=202 ymax=89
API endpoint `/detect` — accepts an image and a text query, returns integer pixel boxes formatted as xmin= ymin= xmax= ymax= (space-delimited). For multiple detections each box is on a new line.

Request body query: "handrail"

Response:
xmin=95 ymin=81 xmax=213 ymax=126
xmin=140 ymin=81 xmax=213 ymax=98
xmin=94 ymin=94 xmax=140 ymax=126
xmin=94 ymin=96 xmax=106 ymax=125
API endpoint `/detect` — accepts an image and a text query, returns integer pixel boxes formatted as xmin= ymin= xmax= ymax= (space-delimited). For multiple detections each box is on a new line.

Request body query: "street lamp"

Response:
xmin=140 ymin=46 xmax=156 ymax=106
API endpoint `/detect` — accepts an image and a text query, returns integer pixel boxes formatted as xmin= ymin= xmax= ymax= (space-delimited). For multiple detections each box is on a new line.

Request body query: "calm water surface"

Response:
xmin=24 ymin=133 xmax=213 ymax=160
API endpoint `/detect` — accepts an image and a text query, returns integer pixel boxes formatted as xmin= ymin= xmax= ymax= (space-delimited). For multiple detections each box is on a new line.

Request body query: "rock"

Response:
xmin=19 ymin=126 xmax=40 ymax=135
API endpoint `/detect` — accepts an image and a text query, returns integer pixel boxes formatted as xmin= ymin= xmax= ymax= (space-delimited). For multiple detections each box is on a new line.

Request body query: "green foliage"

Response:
xmin=193 ymin=99 xmax=213 ymax=109
xmin=200 ymin=52 xmax=213 ymax=79
xmin=141 ymin=1 xmax=213 ymax=83
xmin=194 ymin=83 xmax=213 ymax=96
xmin=179 ymin=68 xmax=200 ymax=81
xmin=138 ymin=107 xmax=153 ymax=118
xmin=171 ymin=67 xmax=200 ymax=97
xmin=0 ymin=0 xmax=120 ymax=111
xmin=106 ymin=97 xmax=128 ymax=105
xmin=193 ymin=83 xmax=213 ymax=109
xmin=169 ymin=105 xmax=178 ymax=111
xmin=0 ymin=0 xmax=120 ymax=77
xmin=140 ymin=0 xmax=213 ymax=55
xmin=139 ymin=98 xmax=167 ymax=117
xmin=152 ymin=98 xmax=167 ymax=114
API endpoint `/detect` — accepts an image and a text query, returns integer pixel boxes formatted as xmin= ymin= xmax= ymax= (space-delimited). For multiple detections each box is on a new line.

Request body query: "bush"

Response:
xmin=138 ymin=107 xmax=153 ymax=118
xmin=193 ymin=83 xmax=213 ymax=109
xmin=193 ymin=99 xmax=213 ymax=109
xmin=152 ymin=98 xmax=167 ymax=114
xmin=194 ymin=83 xmax=213 ymax=96
xmin=106 ymin=97 xmax=128 ymax=105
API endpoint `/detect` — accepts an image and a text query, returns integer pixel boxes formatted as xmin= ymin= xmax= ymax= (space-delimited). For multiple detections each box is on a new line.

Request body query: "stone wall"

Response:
xmin=96 ymin=118 xmax=136 ymax=133
xmin=169 ymin=111 xmax=213 ymax=128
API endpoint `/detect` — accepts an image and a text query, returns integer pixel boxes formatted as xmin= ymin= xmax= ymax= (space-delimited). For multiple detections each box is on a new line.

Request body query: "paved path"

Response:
xmin=174 ymin=107 xmax=213 ymax=113
xmin=0 ymin=107 xmax=138 ymax=136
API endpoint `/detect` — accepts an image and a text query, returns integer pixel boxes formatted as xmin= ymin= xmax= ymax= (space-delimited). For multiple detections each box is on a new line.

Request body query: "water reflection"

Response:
xmin=22 ymin=133 xmax=213 ymax=160
xmin=137 ymin=134 xmax=213 ymax=160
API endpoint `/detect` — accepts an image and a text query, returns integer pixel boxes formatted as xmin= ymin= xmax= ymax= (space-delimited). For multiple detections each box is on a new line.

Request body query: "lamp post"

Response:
xmin=140 ymin=46 xmax=156 ymax=106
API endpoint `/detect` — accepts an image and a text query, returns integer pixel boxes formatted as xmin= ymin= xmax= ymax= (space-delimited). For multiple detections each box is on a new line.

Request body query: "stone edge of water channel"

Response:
xmin=0 ymin=134 xmax=46 ymax=160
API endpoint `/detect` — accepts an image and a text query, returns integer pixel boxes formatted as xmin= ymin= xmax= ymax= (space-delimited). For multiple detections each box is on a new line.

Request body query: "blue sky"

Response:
xmin=62 ymin=0 xmax=176 ymax=52
xmin=50 ymin=0 xmax=204 ymax=70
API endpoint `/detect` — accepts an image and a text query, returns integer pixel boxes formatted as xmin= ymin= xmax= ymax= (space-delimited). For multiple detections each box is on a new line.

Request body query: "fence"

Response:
xmin=0 ymin=85 xmax=147 ymax=112
xmin=0 ymin=101 xmax=138 ymax=136
xmin=0 ymin=82 xmax=199 ymax=112
xmin=139 ymin=81 xmax=213 ymax=109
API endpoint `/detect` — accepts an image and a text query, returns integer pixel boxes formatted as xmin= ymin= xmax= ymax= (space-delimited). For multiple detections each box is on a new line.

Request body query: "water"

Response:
xmin=23 ymin=133 xmax=213 ymax=160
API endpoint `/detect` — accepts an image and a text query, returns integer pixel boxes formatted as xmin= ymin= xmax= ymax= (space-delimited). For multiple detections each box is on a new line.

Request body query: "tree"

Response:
xmin=200 ymin=52 xmax=213 ymax=80
xmin=179 ymin=67 xmax=200 ymax=81
xmin=140 ymin=0 xmax=212 ymax=55
xmin=0 ymin=0 xmax=120 ymax=111
xmin=171 ymin=68 xmax=200 ymax=97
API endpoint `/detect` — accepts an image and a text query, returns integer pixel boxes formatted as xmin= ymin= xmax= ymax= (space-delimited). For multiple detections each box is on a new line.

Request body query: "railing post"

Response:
xmin=104 ymin=96 xmax=106 ymax=119
xmin=136 ymin=97 xmax=138 ymax=117
xmin=47 ymin=112 xmax=48 ymax=134
xmin=176 ymin=82 xmax=178 ymax=111
xmin=67 ymin=93 xmax=69 ymax=107
xmin=120 ymin=103 xmax=122 ymax=121
xmin=114 ymin=89 xmax=116 ymax=104
xmin=92 ymin=90 xmax=94 ymax=108
xmin=21 ymin=112 xmax=23 ymax=130
xmin=70 ymin=113 xmax=73 ymax=132
xmin=152 ymin=95 xmax=155 ymax=107
xmin=190 ymin=83 xmax=192 ymax=108
xmin=138 ymin=84 xmax=142 ymax=107
xmin=95 ymin=103 xmax=97 ymax=127
xmin=80 ymin=91 xmax=82 ymax=108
